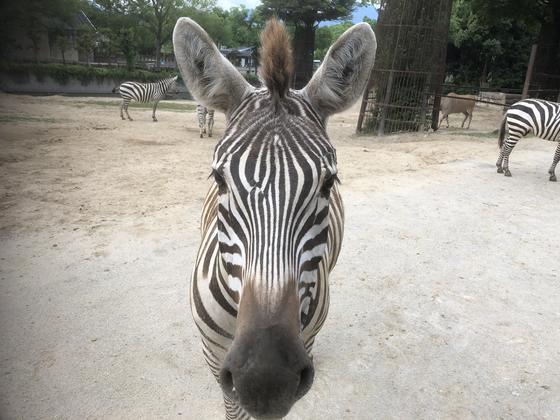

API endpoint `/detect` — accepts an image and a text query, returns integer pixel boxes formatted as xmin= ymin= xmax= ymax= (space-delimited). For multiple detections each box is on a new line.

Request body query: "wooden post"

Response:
xmin=377 ymin=70 xmax=394 ymax=136
xmin=522 ymin=44 xmax=538 ymax=99
xmin=356 ymin=72 xmax=374 ymax=133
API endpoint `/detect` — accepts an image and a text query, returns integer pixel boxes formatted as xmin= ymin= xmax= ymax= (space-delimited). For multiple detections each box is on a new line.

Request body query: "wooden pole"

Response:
xmin=356 ymin=73 xmax=374 ymax=133
xmin=522 ymin=44 xmax=538 ymax=99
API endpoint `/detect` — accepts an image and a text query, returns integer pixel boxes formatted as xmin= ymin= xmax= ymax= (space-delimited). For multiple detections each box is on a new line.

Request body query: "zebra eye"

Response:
xmin=321 ymin=173 xmax=339 ymax=196
xmin=212 ymin=169 xmax=227 ymax=190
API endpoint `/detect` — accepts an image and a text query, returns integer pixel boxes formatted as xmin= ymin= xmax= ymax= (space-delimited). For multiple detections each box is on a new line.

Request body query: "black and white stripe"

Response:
xmin=197 ymin=105 xmax=215 ymax=138
xmin=115 ymin=76 xmax=177 ymax=122
xmin=497 ymin=98 xmax=560 ymax=181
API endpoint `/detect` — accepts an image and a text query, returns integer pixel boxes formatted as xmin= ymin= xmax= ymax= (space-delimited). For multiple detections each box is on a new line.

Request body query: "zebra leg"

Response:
xmin=223 ymin=394 xmax=251 ymax=420
xmin=548 ymin=142 xmax=560 ymax=182
xmin=124 ymin=100 xmax=133 ymax=121
xmin=120 ymin=100 xmax=126 ymax=120
xmin=207 ymin=109 xmax=215 ymax=137
xmin=501 ymin=139 xmax=517 ymax=177
xmin=496 ymin=148 xmax=504 ymax=173
xmin=197 ymin=105 xmax=206 ymax=137
xmin=152 ymin=101 xmax=159 ymax=122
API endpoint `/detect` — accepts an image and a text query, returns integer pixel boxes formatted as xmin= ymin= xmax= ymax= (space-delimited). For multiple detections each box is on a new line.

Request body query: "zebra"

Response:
xmin=197 ymin=104 xmax=215 ymax=138
xmin=112 ymin=76 xmax=178 ymax=122
xmin=496 ymin=98 xmax=560 ymax=181
xmin=173 ymin=17 xmax=376 ymax=419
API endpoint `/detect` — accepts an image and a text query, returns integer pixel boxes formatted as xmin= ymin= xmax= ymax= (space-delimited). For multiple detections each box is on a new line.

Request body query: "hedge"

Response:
xmin=0 ymin=63 xmax=180 ymax=85
xmin=0 ymin=62 xmax=262 ymax=87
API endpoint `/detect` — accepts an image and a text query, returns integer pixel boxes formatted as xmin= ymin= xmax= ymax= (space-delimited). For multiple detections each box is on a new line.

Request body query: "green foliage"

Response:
xmin=314 ymin=21 xmax=354 ymax=60
xmin=447 ymin=0 xmax=541 ymax=88
xmin=243 ymin=73 xmax=261 ymax=86
xmin=0 ymin=62 xmax=179 ymax=85
xmin=258 ymin=0 xmax=355 ymax=24
xmin=0 ymin=0 xmax=85 ymax=60
xmin=259 ymin=0 xmax=357 ymax=87
xmin=221 ymin=6 xmax=263 ymax=48
xmin=315 ymin=16 xmax=375 ymax=60
xmin=77 ymin=30 xmax=97 ymax=63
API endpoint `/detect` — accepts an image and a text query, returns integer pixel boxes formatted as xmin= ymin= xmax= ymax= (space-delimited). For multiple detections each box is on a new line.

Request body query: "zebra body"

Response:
xmin=174 ymin=17 xmax=376 ymax=419
xmin=114 ymin=76 xmax=177 ymax=122
xmin=497 ymin=98 xmax=560 ymax=181
xmin=197 ymin=105 xmax=215 ymax=137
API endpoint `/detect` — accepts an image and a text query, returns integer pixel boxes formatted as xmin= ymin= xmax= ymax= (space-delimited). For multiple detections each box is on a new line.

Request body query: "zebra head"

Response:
xmin=167 ymin=75 xmax=180 ymax=96
xmin=174 ymin=18 xmax=376 ymax=418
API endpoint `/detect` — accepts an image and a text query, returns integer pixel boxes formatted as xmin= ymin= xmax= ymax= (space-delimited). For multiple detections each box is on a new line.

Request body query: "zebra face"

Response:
xmin=213 ymin=92 xmax=336 ymax=304
xmin=212 ymin=91 xmax=338 ymax=417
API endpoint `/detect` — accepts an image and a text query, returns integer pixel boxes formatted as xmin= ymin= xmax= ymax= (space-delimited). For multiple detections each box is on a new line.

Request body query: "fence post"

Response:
xmin=522 ymin=44 xmax=538 ymax=99
xmin=356 ymin=72 xmax=374 ymax=133
xmin=377 ymin=70 xmax=395 ymax=136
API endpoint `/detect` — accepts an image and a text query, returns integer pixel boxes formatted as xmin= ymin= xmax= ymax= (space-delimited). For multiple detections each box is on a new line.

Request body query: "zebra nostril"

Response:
xmin=295 ymin=364 xmax=315 ymax=400
xmin=219 ymin=368 xmax=235 ymax=397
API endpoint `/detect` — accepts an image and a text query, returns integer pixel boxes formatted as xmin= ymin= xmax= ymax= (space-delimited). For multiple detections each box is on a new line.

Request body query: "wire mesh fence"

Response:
xmin=357 ymin=0 xmax=453 ymax=135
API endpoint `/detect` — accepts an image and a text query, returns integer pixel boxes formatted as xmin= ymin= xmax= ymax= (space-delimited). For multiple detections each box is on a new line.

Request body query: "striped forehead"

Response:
xmin=213 ymin=90 xmax=337 ymax=178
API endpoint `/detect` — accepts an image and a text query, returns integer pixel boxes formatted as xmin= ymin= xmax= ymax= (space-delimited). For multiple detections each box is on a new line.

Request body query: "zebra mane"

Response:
xmin=258 ymin=18 xmax=293 ymax=103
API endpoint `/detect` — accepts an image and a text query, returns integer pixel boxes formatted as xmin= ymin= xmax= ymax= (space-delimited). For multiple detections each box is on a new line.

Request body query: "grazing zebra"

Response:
xmin=174 ymin=17 xmax=376 ymax=419
xmin=113 ymin=76 xmax=178 ymax=122
xmin=197 ymin=104 xmax=215 ymax=137
xmin=496 ymin=98 xmax=560 ymax=181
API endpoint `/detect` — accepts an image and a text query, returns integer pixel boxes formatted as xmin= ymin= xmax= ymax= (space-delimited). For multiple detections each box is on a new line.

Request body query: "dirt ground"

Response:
xmin=0 ymin=93 xmax=559 ymax=419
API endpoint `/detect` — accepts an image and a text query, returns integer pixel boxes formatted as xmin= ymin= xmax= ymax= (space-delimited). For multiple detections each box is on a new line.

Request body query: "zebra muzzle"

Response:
xmin=219 ymin=323 xmax=314 ymax=418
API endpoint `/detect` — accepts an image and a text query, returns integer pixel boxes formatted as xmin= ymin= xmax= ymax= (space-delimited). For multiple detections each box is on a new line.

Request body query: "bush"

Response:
xmin=243 ymin=73 xmax=261 ymax=87
xmin=0 ymin=62 xmax=182 ymax=85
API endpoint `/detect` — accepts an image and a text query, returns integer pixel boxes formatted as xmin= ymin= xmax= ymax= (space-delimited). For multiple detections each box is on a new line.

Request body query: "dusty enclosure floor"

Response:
xmin=0 ymin=94 xmax=559 ymax=419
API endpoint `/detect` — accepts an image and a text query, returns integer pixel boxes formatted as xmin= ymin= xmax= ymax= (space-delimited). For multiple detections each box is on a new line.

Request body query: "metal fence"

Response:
xmin=357 ymin=0 xmax=453 ymax=135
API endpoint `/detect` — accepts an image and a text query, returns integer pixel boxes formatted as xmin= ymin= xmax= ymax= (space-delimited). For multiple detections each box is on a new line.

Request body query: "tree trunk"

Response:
xmin=155 ymin=27 xmax=162 ymax=69
xmin=532 ymin=0 xmax=560 ymax=99
xmin=293 ymin=21 xmax=316 ymax=89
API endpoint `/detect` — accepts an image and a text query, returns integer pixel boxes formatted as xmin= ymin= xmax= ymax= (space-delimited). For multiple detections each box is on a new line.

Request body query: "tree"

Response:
xmin=448 ymin=0 xmax=542 ymax=88
xmin=0 ymin=0 xmax=84 ymax=61
xmin=77 ymin=29 xmax=97 ymax=65
xmin=222 ymin=6 xmax=263 ymax=48
xmin=259 ymin=0 xmax=356 ymax=88
xmin=50 ymin=29 xmax=72 ymax=64
xmin=314 ymin=21 xmax=353 ymax=60
xmin=129 ymin=0 xmax=183 ymax=68
xmin=118 ymin=27 xmax=140 ymax=70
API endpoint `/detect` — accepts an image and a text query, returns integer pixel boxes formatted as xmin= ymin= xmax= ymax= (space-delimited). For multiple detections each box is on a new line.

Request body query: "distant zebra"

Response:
xmin=113 ymin=76 xmax=178 ymax=122
xmin=496 ymin=98 xmax=560 ymax=181
xmin=196 ymin=105 xmax=215 ymax=137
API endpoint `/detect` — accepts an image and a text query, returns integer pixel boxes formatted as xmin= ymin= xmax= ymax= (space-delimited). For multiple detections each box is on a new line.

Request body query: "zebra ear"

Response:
xmin=301 ymin=23 xmax=376 ymax=118
xmin=173 ymin=17 xmax=254 ymax=115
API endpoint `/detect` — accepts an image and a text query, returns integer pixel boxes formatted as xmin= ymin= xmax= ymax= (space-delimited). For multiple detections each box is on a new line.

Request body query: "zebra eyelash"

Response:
xmin=321 ymin=173 xmax=340 ymax=196
xmin=210 ymin=169 xmax=227 ymax=189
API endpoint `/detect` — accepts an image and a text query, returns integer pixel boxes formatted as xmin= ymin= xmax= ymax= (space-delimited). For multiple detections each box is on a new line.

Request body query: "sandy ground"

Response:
xmin=0 ymin=93 xmax=559 ymax=419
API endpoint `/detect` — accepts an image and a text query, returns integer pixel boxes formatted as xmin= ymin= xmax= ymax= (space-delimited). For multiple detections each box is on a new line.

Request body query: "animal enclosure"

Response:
xmin=357 ymin=0 xmax=453 ymax=135
xmin=1 ymin=93 xmax=559 ymax=418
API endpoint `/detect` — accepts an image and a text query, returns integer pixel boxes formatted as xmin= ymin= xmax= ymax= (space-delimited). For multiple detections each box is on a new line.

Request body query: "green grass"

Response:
xmin=74 ymin=100 xmax=196 ymax=112
xmin=448 ymin=130 xmax=498 ymax=138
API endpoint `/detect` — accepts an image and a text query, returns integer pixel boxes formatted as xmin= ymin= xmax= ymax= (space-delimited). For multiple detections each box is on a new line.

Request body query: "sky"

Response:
xmin=214 ymin=0 xmax=379 ymax=25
